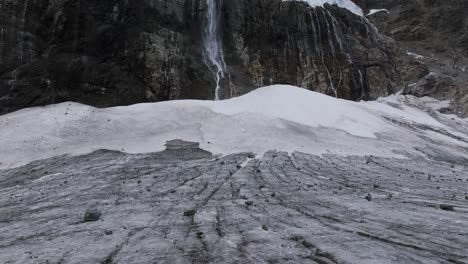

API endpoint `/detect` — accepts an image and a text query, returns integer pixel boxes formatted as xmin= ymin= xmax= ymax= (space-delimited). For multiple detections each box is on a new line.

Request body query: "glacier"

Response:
xmin=1 ymin=85 xmax=468 ymax=263
xmin=1 ymin=85 xmax=466 ymax=170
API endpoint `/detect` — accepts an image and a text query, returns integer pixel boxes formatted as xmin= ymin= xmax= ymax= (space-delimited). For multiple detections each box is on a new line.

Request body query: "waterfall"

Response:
xmin=305 ymin=5 xmax=369 ymax=99
xmin=202 ymin=0 xmax=228 ymax=100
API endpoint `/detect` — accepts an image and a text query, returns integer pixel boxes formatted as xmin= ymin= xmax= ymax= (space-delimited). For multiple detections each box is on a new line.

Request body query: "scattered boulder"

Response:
xmin=83 ymin=209 xmax=102 ymax=222
xmin=183 ymin=210 xmax=197 ymax=217
xmin=439 ymin=204 xmax=455 ymax=211
xmin=365 ymin=194 xmax=373 ymax=201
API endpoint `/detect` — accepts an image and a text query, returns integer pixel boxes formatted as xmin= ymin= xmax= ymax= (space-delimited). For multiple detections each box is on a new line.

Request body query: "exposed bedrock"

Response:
xmin=0 ymin=0 xmax=405 ymax=114
xmin=361 ymin=0 xmax=468 ymax=116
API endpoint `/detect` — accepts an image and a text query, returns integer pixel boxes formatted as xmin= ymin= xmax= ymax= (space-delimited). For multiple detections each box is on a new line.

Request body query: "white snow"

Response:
xmin=367 ymin=9 xmax=389 ymax=16
xmin=407 ymin=52 xmax=425 ymax=60
xmin=0 ymin=85 xmax=467 ymax=170
xmin=283 ymin=0 xmax=364 ymax=16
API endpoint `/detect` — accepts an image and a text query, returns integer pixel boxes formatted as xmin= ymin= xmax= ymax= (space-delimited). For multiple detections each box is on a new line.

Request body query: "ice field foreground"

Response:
xmin=1 ymin=85 xmax=468 ymax=263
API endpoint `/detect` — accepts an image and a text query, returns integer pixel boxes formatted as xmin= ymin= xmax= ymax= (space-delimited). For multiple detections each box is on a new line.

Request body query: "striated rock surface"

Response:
xmin=0 ymin=0 xmax=402 ymax=114
xmin=221 ymin=1 xmax=400 ymax=100
xmin=1 ymin=141 xmax=468 ymax=263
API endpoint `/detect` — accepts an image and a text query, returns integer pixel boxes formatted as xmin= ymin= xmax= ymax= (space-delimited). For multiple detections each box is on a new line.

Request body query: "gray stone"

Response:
xmin=245 ymin=201 xmax=254 ymax=206
xmin=183 ymin=210 xmax=197 ymax=217
xmin=83 ymin=209 xmax=102 ymax=222
xmin=440 ymin=204 xmax=455 ymax=211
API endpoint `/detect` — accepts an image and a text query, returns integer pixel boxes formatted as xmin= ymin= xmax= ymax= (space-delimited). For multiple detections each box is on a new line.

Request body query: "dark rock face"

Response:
xmin=0 ymin=0 xmax=210 ymax=114
xmin=361 ymin=0 xmax=468 ymax=57
xmin=0 ymin=0 xmax=402 ymax=114
xmin=362 ymin=0 xmax=468 ymax=116
xmin=221 ymin=1 xmax=401 ymax=100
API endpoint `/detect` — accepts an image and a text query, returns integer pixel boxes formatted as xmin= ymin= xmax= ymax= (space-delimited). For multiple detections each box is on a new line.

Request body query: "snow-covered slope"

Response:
xmin=284 ymin=0 xmax=364 ymax=16
xmin=1 ymin=85 xmax=467 ymax=169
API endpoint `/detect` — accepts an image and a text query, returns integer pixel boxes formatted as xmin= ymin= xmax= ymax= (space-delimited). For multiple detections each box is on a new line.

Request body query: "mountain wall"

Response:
xmin=0 ymin=0 xmax=408 ymax=114
xmin=362 ymin=0 xmax=468 ymax=116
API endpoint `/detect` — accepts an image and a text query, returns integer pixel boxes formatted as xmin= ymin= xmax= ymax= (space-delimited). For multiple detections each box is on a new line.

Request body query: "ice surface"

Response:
xmin=1 ymin=150 xmax=467 ymax=263
xmin=0 ymin=85 xmax=467 ymax=169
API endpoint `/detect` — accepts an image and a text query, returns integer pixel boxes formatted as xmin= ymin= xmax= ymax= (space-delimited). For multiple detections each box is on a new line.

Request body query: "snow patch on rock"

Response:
xmin=284 ymin=0 xmax=364 ymax=16
xmin=367 ymin=9 xmax=389 ymax=16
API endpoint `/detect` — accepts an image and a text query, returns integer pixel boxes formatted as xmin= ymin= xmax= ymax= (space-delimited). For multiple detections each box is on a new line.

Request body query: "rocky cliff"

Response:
xmin=0 ymin=0 xmax=407 ymax=114
xmin=362 ymin=0 xmax=468 ymax=116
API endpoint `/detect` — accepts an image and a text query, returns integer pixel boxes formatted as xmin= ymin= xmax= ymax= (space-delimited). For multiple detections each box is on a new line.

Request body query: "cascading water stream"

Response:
xmin=287 ymin=0 xmax=374 ymax=99
xmin=202 ymin=0 xmax=228 ymax=100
